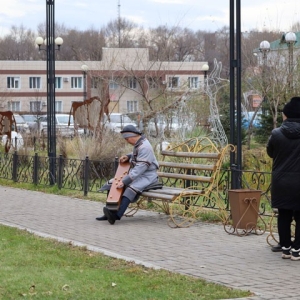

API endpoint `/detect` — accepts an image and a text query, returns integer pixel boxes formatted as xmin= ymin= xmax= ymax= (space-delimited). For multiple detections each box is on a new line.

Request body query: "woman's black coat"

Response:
xmin=266 ymin=119 xmax=300 ymax=210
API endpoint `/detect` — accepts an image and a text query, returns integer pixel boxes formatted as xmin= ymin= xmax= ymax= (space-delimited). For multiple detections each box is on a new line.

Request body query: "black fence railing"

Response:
xmin=0 ymin=152 xmax=116 ymax=196
xmin=0 ymin=151 xmax=273 ymax=216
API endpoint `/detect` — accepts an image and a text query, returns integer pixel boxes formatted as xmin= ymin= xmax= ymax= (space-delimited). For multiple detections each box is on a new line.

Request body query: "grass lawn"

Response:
xmin=0 ymin=225 xmax=252 ymax=300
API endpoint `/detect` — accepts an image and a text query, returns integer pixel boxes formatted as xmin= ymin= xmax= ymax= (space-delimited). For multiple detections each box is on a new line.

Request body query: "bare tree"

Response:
xmin=243 ymin=41 xmax=296 ymax=149
xmin=103 ymin=17 xmax=141 ymax=48
xmin=0 ymin=25 xmax=38 ymax=60
xmin=88 ymin=48 xmax=206 ymax=140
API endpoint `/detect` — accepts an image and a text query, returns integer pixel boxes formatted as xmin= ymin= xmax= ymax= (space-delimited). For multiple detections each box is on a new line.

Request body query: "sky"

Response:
xmin=0 ymin=0 xmax=300 ymax=37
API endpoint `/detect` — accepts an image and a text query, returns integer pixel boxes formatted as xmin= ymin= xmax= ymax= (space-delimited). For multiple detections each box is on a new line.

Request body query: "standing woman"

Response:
xmin=267 ymin=96 xmax=300 ymax=260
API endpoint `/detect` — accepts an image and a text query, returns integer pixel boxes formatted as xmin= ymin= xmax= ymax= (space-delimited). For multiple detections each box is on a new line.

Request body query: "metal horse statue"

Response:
xmin=69 ymin=96 xmax=104 ymax=132
xmin=0 ymin=111 xmax=17 ymax=153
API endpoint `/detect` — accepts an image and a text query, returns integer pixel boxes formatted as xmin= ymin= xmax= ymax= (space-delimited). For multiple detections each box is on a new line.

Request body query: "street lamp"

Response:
xmin=81 ymin=64 xmax=89 ymax=101
xmin=259 ymin=40 xmax=270 ymax=62
xmin=285 ymin=31 xmax=297 ymax=90
xmin=35 ymin=0 xmax=63 ymax=185
xmin=202 ymin=63 xmax=209 ymax=81
xmin=259 ymin=40 xmax=270 ymax=113
xmin=35 ymin=36 xmax=63 ymax=51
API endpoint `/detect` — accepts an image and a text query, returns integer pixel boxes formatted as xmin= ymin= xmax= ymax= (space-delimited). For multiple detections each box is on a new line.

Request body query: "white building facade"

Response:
xmin=0 ymin=48 xmax=208 ymax=115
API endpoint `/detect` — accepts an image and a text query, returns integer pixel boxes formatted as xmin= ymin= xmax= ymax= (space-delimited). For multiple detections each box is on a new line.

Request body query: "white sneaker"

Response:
xmin=291 ymin=248 xmax=300 ymax=261
xmin=282 ymin=246 xmax=291 ymax=259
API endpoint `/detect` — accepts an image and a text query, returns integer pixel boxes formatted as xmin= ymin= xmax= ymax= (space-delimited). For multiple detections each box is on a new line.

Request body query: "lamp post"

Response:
xmin=35 ymin=0 xmax=63 ymax=185
xmin=81 ymin=64 xmax=89 ymax=101
xmin=201 ymin=63 xmax=209 ymax=127
xmin=229 ymin=0 xmax=242 ymax=189
xmin=259 ymin=40 xmax=270 ymax=113
xmin=285 ymin=31 xmax=297 ymax=91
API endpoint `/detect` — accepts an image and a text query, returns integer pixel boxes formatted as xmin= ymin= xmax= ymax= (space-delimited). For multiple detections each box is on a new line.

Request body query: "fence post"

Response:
xmin=57 ymin=154 xmax=63 ymax=190
xmin=12 ymin=151 xmax=18 ymax=182
xmin=33 ymin=136 xmax=36 ymax=152
xmin=83 ymin=156 xmax=89 ymax=196
xmin=33 ymin=152 xmax=39 ymax=185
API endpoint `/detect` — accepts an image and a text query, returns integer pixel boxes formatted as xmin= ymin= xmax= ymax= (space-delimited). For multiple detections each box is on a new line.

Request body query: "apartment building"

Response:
xmin=0 ymin=60 xmax=87 ymax=113
xmin=0 ymin=48 xmax=208 ymax=115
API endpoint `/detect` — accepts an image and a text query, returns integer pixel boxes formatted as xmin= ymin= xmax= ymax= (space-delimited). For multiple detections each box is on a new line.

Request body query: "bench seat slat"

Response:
xmin=142 ymin=187 xmax=204 ymax=200
xmin=141 ymin=191 xmax=176 ymax=201
xmin=146 ymin=188 xmax=181 ymax=195
xmin=159 ymin=186 xmax=204 ymax=194
xmin=161 ymin=150 xmax=220 ymax=159
xmin=157 ymin=171 xmax=213 ymax=183
xmin=159 ymin=161 xmax=216 ymax=171
xmin=144 ymin=187 xmax=204 ymax=195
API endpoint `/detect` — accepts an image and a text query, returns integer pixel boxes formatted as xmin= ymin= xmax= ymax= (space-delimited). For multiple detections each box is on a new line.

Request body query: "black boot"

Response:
xmin=271 ymin=243 xmax=282 ymax=252
xmin=95 ymin=215 xmax=108 ymax=221
xmin=103 ymin=207 xmax=116 ymax=225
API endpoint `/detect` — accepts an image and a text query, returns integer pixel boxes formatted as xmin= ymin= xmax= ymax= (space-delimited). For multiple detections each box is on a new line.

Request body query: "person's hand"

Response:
xmin=117 ymin=183 xmax=124 ymax=189
xmin=119 ymin=156 xmax=129 ymax=163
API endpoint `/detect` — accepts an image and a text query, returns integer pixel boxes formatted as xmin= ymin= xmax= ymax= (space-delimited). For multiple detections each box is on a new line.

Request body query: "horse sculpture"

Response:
xmin=68 ymin=96 xmax=106 ymax=132
xmin=0 ymin=111 xmax=17 ymax=153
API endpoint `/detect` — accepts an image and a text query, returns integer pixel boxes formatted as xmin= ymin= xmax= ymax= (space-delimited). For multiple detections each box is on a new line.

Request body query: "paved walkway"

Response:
xmin=0 ymin=186 xmax=298 ymax=300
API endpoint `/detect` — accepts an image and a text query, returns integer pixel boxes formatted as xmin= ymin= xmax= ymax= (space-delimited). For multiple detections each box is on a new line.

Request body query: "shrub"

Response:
xmin=60 ymin=128 xmax=131 ymax=160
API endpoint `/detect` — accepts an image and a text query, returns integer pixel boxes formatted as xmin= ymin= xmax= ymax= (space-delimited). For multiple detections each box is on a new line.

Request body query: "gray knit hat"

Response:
xmin=120 ymin=125 xmax=142 ymax=135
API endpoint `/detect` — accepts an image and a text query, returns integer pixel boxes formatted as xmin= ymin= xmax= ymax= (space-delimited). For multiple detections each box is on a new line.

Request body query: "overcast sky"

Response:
xmin=0 ymin=0 xmax=299 ymax=37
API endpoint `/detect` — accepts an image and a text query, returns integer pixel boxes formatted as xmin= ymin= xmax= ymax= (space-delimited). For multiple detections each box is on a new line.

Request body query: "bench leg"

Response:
xmin=266 ymin=211 xmax=296 ymax=247
xmin=168 ymin=195 xmax=197 ymax=228
xmin=124 ymin=198 xmax=160 ymax=217
xmin=266 ymin=212 xmax=279 ymax=246
xmin=124 ymin=200 xmax=144 ymax=217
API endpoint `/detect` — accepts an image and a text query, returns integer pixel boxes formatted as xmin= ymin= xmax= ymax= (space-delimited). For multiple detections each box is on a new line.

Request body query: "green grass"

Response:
xmin=0 ymin=225 xmax=252 ymax=300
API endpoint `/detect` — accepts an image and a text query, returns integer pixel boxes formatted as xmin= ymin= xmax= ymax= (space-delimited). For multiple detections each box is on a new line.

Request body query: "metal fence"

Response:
xmin=0 ymin=151 xmax=273 ymax=216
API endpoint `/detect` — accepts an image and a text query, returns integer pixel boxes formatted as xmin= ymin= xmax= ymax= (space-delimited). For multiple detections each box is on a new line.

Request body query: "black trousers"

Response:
xmin=278 ymin=208 xmax=300 ymax=249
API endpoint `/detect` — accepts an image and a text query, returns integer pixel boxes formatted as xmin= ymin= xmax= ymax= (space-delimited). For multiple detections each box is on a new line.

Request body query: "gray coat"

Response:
xmin=266 ymin=119 xmax=300 ymax=210
xmin=122 ymin=135 xmax=159 ymax=202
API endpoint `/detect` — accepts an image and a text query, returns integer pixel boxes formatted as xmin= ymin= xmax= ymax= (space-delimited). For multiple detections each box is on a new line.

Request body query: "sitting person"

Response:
xmin=96 ymin=125 xmax=160 ymax=225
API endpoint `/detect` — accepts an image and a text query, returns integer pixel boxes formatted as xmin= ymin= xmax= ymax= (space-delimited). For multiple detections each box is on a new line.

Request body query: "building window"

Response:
xmin=168 ymin=76 xmax=179 ymax=88
xmin=71 ymin=77 xmax=83 ymax=89
xmin=109 ymin=80 xmax=119 ymax=89
xmin=188 ymin=77 xmax=199 ymax=89
xmin=30 ymin=101 xmax=42 ymax=112
xmin=7 ymin=77 xmax=20 ymax=89
xmin=128 ymin=77 xmax=137 ymax=89
xmin=29 ymin=77 xmax=41 ymax=89
xmin=55 ymin=77 xmax=62 ymax=89
xmin=8 ymin=101 xmax=20 ymax=111
xmin=127 ymin=101 xmax=138 ymax=113
xmin=55 ymin=101 xmax=63 ymax=112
